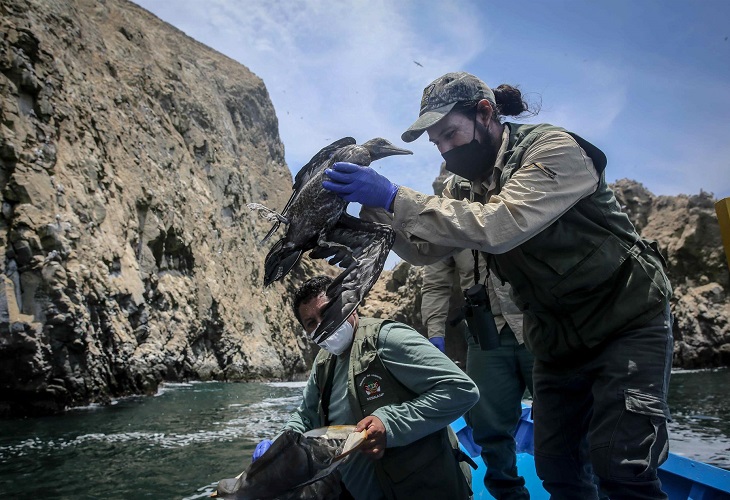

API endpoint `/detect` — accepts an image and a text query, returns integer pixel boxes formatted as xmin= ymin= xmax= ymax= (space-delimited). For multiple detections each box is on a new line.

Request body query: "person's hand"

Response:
xmin=251 ymin=439 xmax=273 ymax=462
xmin=355 ymin=415 xmax=387 ymax=459
xmin=429 ymin=336 xmax=446 ymax=353
xmin=323 ymin=162 xmax=399 ymax=211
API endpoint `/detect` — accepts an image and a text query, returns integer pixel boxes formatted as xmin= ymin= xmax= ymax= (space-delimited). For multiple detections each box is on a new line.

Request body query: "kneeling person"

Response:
xmin=258 ymin=275 xmax=479 ymax=500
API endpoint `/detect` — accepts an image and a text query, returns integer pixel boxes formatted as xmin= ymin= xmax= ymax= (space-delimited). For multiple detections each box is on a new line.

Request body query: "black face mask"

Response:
xmin=441 ymin=117 xmax=497 ymax=182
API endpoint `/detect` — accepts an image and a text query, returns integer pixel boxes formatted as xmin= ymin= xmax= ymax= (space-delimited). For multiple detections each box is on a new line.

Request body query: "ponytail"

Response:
xmin=493 ymin=84 xmax=539 ymax=118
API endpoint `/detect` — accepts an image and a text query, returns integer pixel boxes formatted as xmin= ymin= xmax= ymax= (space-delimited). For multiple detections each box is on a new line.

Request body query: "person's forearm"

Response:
xmin=372 ymin=378 xmax=478 ymax=447
xmin=373 ymin=324 xmax=479 ymax=447
xmin=389 ymin=133 xmax=600 ymax=254
xmin=361 ymin=206 xmax=458 ymax=265
xmin=284 ymin=373 xmax=320 ymax=433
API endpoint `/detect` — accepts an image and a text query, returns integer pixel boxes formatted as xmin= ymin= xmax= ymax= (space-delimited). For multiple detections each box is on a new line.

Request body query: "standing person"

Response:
xmin=253 ymin=275 xmax=479 ymax=500
xmin=423 ymin=243 xmax=534 ymax=500
xmin=422 ymin=168 xmax=534 ymax=499
xmin=322 ymin=72 xmax=673 ymax=499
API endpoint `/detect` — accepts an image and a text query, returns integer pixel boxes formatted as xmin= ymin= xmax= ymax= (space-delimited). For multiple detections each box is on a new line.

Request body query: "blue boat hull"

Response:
xmin=451 ymin=407 xmax=730 ymax=499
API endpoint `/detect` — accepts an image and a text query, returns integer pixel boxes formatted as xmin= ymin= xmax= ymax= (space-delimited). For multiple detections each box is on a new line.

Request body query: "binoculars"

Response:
xmin=462 ymin=284 xmax=500 ymax=351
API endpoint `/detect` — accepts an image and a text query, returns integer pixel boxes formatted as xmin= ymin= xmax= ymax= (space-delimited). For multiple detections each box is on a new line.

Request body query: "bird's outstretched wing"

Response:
xmin=308 ymin=214 xmax=395 ymax=344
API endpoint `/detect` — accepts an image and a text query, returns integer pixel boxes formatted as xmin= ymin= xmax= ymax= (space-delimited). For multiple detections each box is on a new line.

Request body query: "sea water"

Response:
xmin=0 ymin=370 xmax=727 ymax=499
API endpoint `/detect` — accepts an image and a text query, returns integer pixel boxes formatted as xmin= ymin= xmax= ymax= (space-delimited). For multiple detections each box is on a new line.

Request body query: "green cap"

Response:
xmin=401 ymin=72 xmax=495 ymax=143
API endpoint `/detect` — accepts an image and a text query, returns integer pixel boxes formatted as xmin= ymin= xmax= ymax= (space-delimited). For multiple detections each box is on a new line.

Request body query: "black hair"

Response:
xmin=493 ymin=84 xmax=533 ymax=117
xmin=292 ymin=275 xmax=332 ymax=324
xmin=456 ymin=84 xmax=539 ymax=122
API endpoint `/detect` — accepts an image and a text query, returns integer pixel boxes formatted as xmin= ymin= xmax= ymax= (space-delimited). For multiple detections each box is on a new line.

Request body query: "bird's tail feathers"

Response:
xmin=264 ymin=240 xmax=303 ymax=286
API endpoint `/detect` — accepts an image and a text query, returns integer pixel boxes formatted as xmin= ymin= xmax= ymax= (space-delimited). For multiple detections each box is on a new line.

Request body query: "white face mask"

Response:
xmin=317 ymin=320 xmax=354 ymax=356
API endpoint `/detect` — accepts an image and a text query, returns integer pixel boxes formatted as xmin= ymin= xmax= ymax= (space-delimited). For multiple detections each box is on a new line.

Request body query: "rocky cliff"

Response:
xmin=0 ymin=0 xmax=321 ymax=417
xmin=1 ymin=0 xmax=728 ymax=419
xmin=614 ymin=180 xmax=730 ymax=367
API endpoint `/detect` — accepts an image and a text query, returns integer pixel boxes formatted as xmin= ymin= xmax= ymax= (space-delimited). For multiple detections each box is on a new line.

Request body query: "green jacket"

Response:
xmin=491 ymin=123 xmax=672 ymax=362
xmin=313 ymin=318 xmax=473 ymax=500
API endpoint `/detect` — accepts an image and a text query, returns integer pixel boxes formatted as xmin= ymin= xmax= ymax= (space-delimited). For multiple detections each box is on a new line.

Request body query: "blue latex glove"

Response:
xmin=251 ymin=439 xmax=273 ymax=462
xmin=323 ymin=162 xmax=399 ymax=211
xmin=429 ymin=337 xmax=446 ymax=353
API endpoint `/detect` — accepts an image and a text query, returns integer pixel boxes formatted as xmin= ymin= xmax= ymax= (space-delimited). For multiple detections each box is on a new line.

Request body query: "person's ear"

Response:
xmin=476 ymin=99 xmax=493 ymax=124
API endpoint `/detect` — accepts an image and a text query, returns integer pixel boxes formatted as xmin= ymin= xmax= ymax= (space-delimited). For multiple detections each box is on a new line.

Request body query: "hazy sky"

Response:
xmin=132 ymin=0 xmax=730 ymax=203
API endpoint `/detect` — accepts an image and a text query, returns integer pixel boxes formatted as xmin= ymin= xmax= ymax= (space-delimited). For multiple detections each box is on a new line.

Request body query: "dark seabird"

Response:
xmin=213 ymin=426 xmax=367 ymax=499
xmin=248 ymin=137 xmax=412 ymax=343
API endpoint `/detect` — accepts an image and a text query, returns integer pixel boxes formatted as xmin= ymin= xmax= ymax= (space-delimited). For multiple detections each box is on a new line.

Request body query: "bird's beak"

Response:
xmin=376 ymin=144 xmax=413 ymax=158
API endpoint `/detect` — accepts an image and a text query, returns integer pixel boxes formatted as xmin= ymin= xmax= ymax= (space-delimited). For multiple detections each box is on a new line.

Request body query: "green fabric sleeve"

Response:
xmin=370 ymin=322 xmax=479 ymax=448
xmin=421 ymin=257 xmax=456 ymax=339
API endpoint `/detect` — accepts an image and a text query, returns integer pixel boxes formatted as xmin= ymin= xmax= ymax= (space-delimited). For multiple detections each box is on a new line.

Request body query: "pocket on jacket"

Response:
xmin=550 ymin=235 xmax=627 ymax=300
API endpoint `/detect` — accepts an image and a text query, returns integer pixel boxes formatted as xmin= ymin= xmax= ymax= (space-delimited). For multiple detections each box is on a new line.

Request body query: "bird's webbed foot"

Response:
xmin=311 ymin=236 xmax=353 ymax=267
xmin=247 ymin=203 xmax=289 ymax=224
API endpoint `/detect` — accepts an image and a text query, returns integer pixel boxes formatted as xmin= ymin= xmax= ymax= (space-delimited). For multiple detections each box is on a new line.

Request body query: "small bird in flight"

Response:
xmin=413 ymin=60 xmax=423 ymax=67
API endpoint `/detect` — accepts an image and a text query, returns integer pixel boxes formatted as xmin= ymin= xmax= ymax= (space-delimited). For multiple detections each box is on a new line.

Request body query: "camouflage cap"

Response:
xmin=401 ymin=72 xmax=495 ymax=143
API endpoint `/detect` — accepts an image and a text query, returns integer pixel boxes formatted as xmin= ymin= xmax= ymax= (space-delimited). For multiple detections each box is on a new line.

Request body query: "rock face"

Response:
xmin=0 ymin=0 xmax=321 ymax=417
